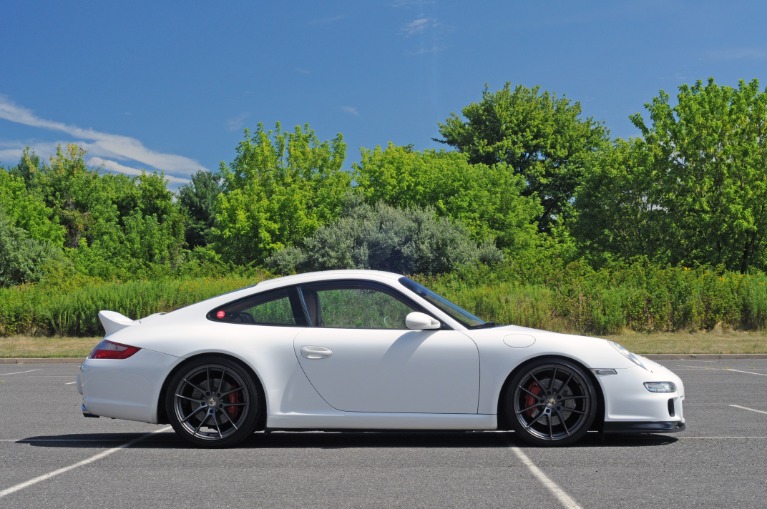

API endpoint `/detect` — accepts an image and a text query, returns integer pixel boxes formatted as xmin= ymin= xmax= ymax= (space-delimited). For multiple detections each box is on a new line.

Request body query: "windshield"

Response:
xmin=399 ymin=277 xmax=488 ymax=329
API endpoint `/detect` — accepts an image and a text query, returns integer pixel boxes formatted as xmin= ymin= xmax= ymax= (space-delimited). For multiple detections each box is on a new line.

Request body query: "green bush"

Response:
xmin=4 ymin=260 xmax=767 ymax=337
xmin=0 ymin=275 xmax=262 ymax=337
xmin=430 ymin=261 xmax=767 ymax=335
xmin=267 ymin=197 xmax=502 ymax=275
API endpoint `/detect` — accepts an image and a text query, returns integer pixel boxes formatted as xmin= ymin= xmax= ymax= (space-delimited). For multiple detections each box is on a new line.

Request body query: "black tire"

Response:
xmin=505 ymin=358 xmax=597 ymax=446
xmin=165 ymin=356 xmax=260 ymax=448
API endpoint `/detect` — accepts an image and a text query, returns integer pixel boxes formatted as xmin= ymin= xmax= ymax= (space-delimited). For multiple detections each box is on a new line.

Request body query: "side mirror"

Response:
xmin=405 ymin=312 xmax=441 ymax=330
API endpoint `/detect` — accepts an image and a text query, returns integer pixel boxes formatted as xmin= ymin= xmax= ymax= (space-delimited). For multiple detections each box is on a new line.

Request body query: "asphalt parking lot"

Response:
xmin=1 ymin=359 xmax=765 ymax=508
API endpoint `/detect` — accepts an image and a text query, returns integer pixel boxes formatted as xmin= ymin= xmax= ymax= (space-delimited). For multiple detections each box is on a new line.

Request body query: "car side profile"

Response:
xmin=77 ymin=270 xmax=685 ymax=447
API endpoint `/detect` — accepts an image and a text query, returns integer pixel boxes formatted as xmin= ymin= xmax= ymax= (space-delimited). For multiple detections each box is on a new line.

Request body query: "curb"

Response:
xmin=0 ymin=358 xmax=84 ymax=364
xmin=645 ymin=354 xmax=767 ymax=360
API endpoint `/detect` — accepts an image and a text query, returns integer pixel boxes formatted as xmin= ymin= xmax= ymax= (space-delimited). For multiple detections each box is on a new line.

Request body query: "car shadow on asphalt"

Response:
xmin=16 ymin=430 xmax=678 ymax=449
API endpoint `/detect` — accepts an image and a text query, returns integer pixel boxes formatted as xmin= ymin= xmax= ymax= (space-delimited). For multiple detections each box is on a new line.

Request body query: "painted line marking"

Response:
xmin=730 ymin=404 xmax=767 ymax=416
xmin=678 ymin=436 xmax=767 ymax=440
xmin=64 ymin=381 xmax=77 ymax=385
xmin=1 ymin=437 xmax=174 ymax=443
xmin=0 ymin=426 xmax=172 ymax=499
xmin=725 ymin=369 xmax=767 ymax=377
xmin=509 ymin=445 xmax=582 ymax=509
xmin=0 ymin=369 xmax=41 ymax=376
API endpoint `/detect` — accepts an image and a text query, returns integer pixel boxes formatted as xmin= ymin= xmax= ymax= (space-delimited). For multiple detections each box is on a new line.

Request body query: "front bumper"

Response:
xmin=598 ymin=356 xmax=685 ymax=433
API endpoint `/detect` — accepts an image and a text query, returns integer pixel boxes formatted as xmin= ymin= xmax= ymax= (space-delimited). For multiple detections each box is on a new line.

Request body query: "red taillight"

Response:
xmin=88 ymin=340 xmax=141 ymax=359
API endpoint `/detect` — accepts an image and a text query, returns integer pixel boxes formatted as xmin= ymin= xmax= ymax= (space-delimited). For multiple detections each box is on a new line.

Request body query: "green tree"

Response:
xmin=437 ymin=83 xmax=608 ymax=232
xmin=0 ymin=166 xmax=65 ymax=245
xmin=0 ymin=212 xmax=62 ymax=287
xmin=22 ymin=145 xmax=187 ymax=279
xmin=576 ymin=78 xmax=767 ymax=272
xmin=32 ymin=145 xmax=130 ymax=252
xmin=353 ymin=143 xmax=541 ymax=250
xmin=572 ymin=139 xmax=673 ymax=265
xmin=8 ymin=147 xmax=45 ymax=188
xmin=178 ymin=169 xmax=222 ymax=248
xmin=214 ymin=123 xmax=351 ymax=265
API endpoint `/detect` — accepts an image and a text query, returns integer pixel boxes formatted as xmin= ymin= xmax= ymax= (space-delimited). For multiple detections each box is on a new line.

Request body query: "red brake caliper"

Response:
xmin=524 ymin=382 xmax=541 ymax=417
xmin=226 ymin=386 xmax=240 ymax=419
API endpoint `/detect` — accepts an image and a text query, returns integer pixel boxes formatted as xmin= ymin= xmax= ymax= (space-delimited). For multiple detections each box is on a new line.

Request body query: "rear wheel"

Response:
xmin=505 ymin=358 xmax=596 ymax=446
xmin=166 ymin=357 xmax=260 ymax=448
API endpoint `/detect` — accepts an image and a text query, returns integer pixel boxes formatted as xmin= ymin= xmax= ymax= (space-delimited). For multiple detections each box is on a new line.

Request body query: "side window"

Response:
xmin=249 ymin=295 xmax=296 ymax=325
xmin=300 ymin=282 xmax=418 ymax=329
xmin=208 ymin=288 xmax=304 ymax=326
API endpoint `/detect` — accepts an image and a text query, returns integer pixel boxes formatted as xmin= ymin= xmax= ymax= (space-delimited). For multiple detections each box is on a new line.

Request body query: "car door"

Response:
xmin=293 ymin=281 xmax=480 ymax=414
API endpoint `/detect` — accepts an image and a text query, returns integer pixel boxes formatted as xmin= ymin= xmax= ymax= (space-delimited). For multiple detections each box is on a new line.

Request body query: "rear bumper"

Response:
xmin=78 ymin=348 xmax=178 ymax=423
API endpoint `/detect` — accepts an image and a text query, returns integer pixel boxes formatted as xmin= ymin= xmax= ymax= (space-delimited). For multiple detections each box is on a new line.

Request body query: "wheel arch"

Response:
xmin=156 ymin=352 xmax=268 ymax=431
xmin=496 ymin=354 xmax=605 ymax=431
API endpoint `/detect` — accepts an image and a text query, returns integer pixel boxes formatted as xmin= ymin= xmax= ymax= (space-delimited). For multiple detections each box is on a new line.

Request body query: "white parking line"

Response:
xmin=0 ymin=426 xmax=172 ymax=499
xmin=0 ymin=369 xmax=41 ymax=376
xmin=726 ymin=369 xmax=767 ymax=377
xmin=64 ymin=381 xmax=77 ymax=385
xmin=678 ymin=436 xmax=767 ymax=439
xmin=730 ymin=404 xmax=767 ymax=416
xmin=509 ymin=446 xmax=582 ymax=509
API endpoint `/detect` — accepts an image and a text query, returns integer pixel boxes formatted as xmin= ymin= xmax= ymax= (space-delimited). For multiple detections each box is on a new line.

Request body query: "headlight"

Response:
xmin=644 ymin=381 xmax=676 ymax=393
xmin=608 ymin=341 xmax=648 ymax=371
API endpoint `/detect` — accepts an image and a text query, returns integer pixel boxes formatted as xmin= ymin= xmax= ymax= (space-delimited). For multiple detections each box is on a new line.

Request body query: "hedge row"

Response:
xmin=2 ymin=264 xmax=767 ymax=337
xmin=0 ymin=276 xmax=255 ymax=336
xmin=431 ymin=263 xmax=767 ymax=335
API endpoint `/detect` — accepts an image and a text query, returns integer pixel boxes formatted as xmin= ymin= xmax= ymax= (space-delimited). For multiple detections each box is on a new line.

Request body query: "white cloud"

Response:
xmin=0 ymin=96 xmax=206 ymax=177
xmin=402 ymin=18 xmax=434 ymax=37
xmin=308 ymin=14 xmax=347 ymax=26
xmin=707 ymin=48 xmax=767 ymax=61
xmin=404 ymin=43 xmax=445 ymax=56
xmin=88 ymin=157 xmax=191 ymax=185
xmin=341 ymin=106 xmax=360 ymax=116
xmin=0 ymin=143 xmax=24 ymax=164
xmin=392 ymin=0 xmax=436 ymax=7
xmin=226 ymin=112 xmax=250 ymax=132
xmin=0 ymin=140 xmax=67 ymax=166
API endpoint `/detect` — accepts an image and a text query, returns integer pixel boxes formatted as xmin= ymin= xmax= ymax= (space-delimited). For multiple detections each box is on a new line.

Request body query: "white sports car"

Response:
xmin=77 ymin=270 xmax=685 ymax=447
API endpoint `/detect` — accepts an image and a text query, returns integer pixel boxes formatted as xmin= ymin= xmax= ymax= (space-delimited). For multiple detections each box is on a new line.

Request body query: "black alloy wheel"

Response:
xmin=506 ymin=358 xmax=597 ymax=446
xmin=166 ymin=356 xmax=260 ymax=448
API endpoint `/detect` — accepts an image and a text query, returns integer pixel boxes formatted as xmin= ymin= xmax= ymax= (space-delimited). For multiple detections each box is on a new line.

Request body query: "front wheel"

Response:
xmin=505 ymin=358 xmax=597 ymax=446
xmin=166 ymin=357 xmax=260 ymax=448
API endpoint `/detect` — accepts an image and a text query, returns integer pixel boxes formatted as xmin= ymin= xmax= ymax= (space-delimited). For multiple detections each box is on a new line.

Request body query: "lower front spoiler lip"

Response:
xmin=603 ymin=421 xmax=686 ymax=434
xmin=81 ymin=403 xmax=99 ymax=418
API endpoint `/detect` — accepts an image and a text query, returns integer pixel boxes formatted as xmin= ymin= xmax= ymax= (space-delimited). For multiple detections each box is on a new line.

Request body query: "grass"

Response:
xmin=1 ymin=330 xmax=766 ymax=358
xmin=609 ymin=329 xmax=767 ymax=355
xmin=0 ymin=336 xmax=100 ymax=359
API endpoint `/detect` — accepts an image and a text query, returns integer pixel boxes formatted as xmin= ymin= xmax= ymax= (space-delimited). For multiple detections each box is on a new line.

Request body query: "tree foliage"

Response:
xmin=353 ymin=143 xmax=541 ymax=250
xmin=575 ymin=78 xmax=767 ymax=272
xmin=213 ymin=123 xmax=351 ymax=265
xmin=438 ymin=83 xmax=608 ymax=232
xmin=3 ymin=145 xmax=187 ymax=279
xmin=0 ymin=212 xmax=63 ymax=287
xmin=268 ymin=195 xmax=502 ymax=275
xmin=0 ymin=166 xmax=64 ymax=245
xmin=177 ymin=170 xmax=222 ymax=249
xmin=572 ymin=139 xmax=669 ymax=264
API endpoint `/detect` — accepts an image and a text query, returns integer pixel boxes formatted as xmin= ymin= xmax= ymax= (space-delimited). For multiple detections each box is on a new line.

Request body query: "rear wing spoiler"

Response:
xmin=98 ymin=310 xmax=135 ymax=335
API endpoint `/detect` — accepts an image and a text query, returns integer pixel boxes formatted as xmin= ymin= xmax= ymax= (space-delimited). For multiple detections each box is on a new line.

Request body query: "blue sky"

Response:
xmin=2 ymin=0 xmax=767 ymax=188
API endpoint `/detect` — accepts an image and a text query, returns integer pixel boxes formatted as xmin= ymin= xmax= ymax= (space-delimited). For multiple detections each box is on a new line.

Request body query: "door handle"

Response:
xmin=300 ymin=346 xmax=333 ymax=359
